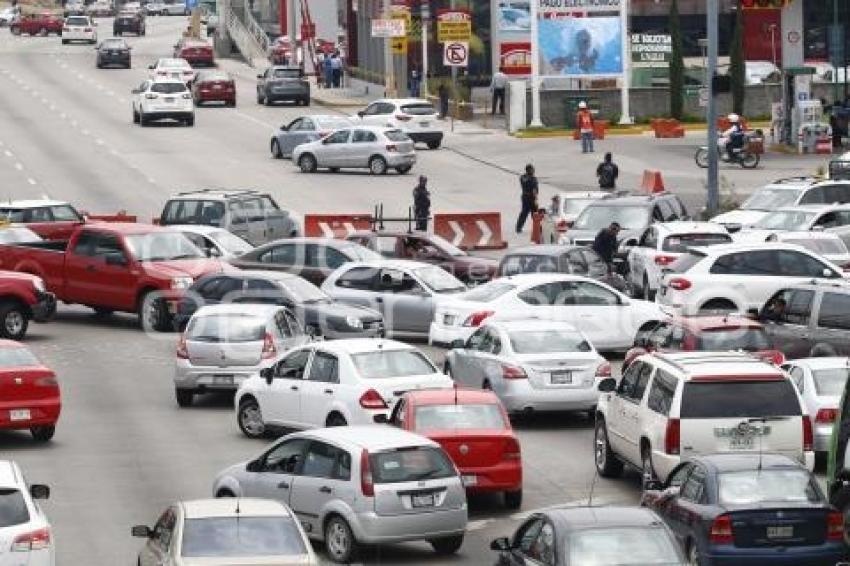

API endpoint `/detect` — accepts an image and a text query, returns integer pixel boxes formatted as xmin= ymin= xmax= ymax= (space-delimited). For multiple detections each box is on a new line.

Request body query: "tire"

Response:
xmin=175 ymin=388 xmax=194 ymax=407
xmin=328 ymin=167 xmax=340 ymax=173
xmin=39 ymin=27 xmax=47 ymax=36
xmin=133 ymin=108 xmax=140 ymax=124
xmin=326 ymin=413 xmax=347 ymax=427
xmin=30 ymin=425 xmax=55 ymax=442
xmin=256 ymin=91 xmax=264 ymax=105
xmin=11 ymin=26 xmax=20 ymax=36
xmin=139 ymin=112 xmax=148 ymax=126
xmin=216 ymin=489 xmax=235 ymax=498
xmin=264 ymin=96 xmax=273 ymax=106
xmin=114 ymin=29 xmax=121 ymax=36
xmin=369 ymin=155 xmax=388 ymax=175
xmin=227 ymin=99 xmax=235 ymax=108
xmin=694 ymin=148 xmax=709 ymax=168
xmin=303 ymin=97 xmax=310 ymax=107
xmin=61 ymin=38 xmax=68 ymax=44
xmin=641 ymin=446 xmax=658 ymax=490
xmin=324 ymin=515 xmax=358 ymax=564
xmin=270 ymin=139 xmax=282 ymax=159
xmin=430 ymin=535 xmax=464 ymax=555
xmin=138 ymin=291 xmax=170 ymax=332
xmin=504 ymin=489 xmax=522 ymax=510
xmin=698 ymin=299 xmax=737 ymax=315
xmin=96 ymin=61 xmax=102 ymax=69
xmin=298 ymin=153 xmax=317 ymax=173
xmin=396 ymin=165 xmax=411 ymax=174
xmin=0 ymin=301 xmax=28 ymax=340
xmin=237 ymin=398 xmax=265 ymax=438
xmin=186 ymin=115 xmax=195 ymax=127
xmin=427 ymin=140 xmax=441 ymax=150
xmin=810 ymin=344 xmax=838 ymax=358
xmin=740 ymin=152 xmax=760 ymax=169
xmin=594 ymin=417 xmax=623 ymax=477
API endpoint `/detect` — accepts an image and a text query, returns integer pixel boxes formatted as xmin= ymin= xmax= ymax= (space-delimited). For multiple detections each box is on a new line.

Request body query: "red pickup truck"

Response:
xmin=0 ymin=200 xmax=135 ymax=241
xmin=0 ymin=272 xmax=56 ymax=340
xmin=0 ymin=223 xmax=228 ymax=331
xmin=10 ymin=13 xmax=64 ymax=36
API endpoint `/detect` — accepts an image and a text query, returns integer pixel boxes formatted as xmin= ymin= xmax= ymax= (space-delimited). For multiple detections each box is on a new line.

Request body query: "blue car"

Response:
xmin=642 ymin=453 xmax=847 ymax=566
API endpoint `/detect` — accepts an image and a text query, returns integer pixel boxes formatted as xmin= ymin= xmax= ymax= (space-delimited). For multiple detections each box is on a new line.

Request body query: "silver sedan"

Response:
xmin=270 ymin=114 xmax=353 ymax=159
xmin=292 ymin=126 xmax=416 ymax=175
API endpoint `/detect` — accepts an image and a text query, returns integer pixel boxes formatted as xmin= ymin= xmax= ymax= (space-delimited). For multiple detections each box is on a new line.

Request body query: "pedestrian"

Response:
xmin=409 ymin=64 xmax=421 ymax=97
xmin=413 ymin=176 xmax=431 ymax=231
xmin=576 ymin=101 xmax=595 ymax=153
xmin=592 ymin=222 xmax=621 ymax=271
xmin=324 ymin=51 xmax=333 ymax=88
xmin=490 ymin=66 xmax=507 ymax=115
xmin=331 ymin=50 xmax=343 ymax=88
xmin=315 ymin=52 xmax=325 ymax=89
xmin=516 ymin=164 xmax=538 ymax=233
xmin=596 ymin=152 xmax=619 ymax=190
xmin=438 ymin=83 xmax=449 ymax=119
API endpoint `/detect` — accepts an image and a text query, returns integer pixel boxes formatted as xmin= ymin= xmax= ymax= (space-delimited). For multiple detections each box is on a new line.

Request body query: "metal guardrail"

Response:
xmin=224 ymin=4 xmax=268 ymax=68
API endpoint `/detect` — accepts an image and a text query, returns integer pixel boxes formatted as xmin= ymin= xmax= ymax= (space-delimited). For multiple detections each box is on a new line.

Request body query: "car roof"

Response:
xmin=83 ymin=222 xmax=164 ymax=235
xmin=762 ymin=176 xmax=821 ymax=189
xmin=776 ymin=231 xmax=844 ymax=242
xmin=690 ymin=453 xmax=803 ymax=473
xmin=163 ymin=224 xmax=226 ymax=236
xmin=693 ymin=241 xmax=815 ymax=255
xmin=298 ymin=425 xmax=437 ymax=451
xmin=343 ymin=259 xmax=435 ymax=271
xmin=768 ymin=204 xmax=850 ymax=214
xmin=374 ymin=98 xmax=435 ymax=106
xmin=486 ymin=319 xmax=580 ymax=333
xmin=157 ymin=58 xmax=190 ymax=66
xmin=556 ymin=191 xmax=612 ymax=199
xmin=192 ymin=303 xmax=285 ymax=317
xmin=499 ymin=273 xmax=596 ymax=285
xmin=403 ymin=388 xmax=501 ymax=406
xmin=505 ymin=244 xmax=586 ymax=256
xmin=168 ymin=189 xmax=272 ymax=200
xmin=654 ymin=221 xmax=729 ymax=234
xmin=150 ymin=78 xmax=187 ymax=86
xmin=0 ymin=199 xmax=70 ymax=208
xmin=546 ymin=506 xmax=666 ymax=530
xmin=647 ymin=352 xmax=785 ymax=380
xmin=672 ymin=315 xmax=763 ymax=331
xmin=0 ymin=461 xmax=23 ymax=490
xmin=214 ymin=270 xmax=297 ymax=282
xmin=787 ymin=356 xmax=850 ymax=370
xmin=181 ymin=498 xmax=293 ymax=519
xmin=311 ymin=338 xmax=414 ymax=355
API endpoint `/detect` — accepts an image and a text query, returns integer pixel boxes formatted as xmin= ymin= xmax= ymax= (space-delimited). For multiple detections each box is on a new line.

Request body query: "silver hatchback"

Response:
xmin=292 ymin=127 xmax=416 ymax=175
xmin=212 ymin=426 xmax=468 ymax=563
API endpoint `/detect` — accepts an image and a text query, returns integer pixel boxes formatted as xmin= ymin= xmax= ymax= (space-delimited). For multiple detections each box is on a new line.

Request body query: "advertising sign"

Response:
xmin=498 ymin=1 xmax=530 ymax=32
xmin=539 ymin=16 xmax=623 ymax=76
xmin=539 ymin=0 xmax=621 ymax=12
xmin=500 ymin=42 xmax=532 ymax=75
xmin=437 ymin=9 xmax=471 ymax=42
xmin=630 ymin=33 xmax=671 ymax=63
xmin=371 ymin=18 xmax=406 ymax=38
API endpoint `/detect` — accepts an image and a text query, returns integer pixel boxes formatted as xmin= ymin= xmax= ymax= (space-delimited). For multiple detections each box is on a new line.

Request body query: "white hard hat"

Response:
xmin=728 ymin=113 xmax=740 ymax=123
xmin=578 ymin=101 xmax=588 ymax=109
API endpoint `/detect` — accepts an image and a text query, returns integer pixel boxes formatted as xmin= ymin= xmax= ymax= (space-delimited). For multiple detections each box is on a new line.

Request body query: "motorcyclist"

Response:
xmin=719 ymin=113 xmax=745 ymax=161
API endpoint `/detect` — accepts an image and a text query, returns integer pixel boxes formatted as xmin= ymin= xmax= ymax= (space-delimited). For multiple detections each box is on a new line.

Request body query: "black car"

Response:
xmin=173 ymin=271 xmax=384 ymax=338
xmin=490 ymin=505 xmax=685 ymax=565
xmin=95 ymin=38 xmax=131 ymax=69
xmin=113 ymin=10 xmax=145 ymax=35
xmin=643 ymin=453 xmax=846 ymax=566
xmin=497 ymin=244 xmax=628 ymax=292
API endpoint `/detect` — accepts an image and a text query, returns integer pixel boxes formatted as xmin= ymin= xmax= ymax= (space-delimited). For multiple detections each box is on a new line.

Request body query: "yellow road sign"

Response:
xmin=392 ymin=37 xmax=407 ymax=55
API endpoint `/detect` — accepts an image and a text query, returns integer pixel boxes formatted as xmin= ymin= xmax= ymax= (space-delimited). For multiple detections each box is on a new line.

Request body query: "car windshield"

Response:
xmin=754 ymin=210 xmax=817 ymax=230
xmin=562 ymin=197 xmax=599 ymax=215
xmin=384 ymin=129 xmax=411 ymax=142
xmin=370 ymin=447 xmax=455 ymax=483
xmin=351 ymin=350 xmax=437 ymax=379
xmin=278 ymin=277 xmax=329 ymax=304
xmin=509 ymin=329 xmax=592 ymax=354
xmin=662 ymin=233 xmax=731 ymax=252
xmin=272 ymin=68 xmax=301 ymax=78
xmin=741 ymin=187 xmax=802 ymax=211
xmin=0 ymin=227 xmax=42 ymax=243
xmin=151 ymin=82 xmax=188 ymax=94
xmin=500 ymin=254 xmax=559 ymax=275
xmin=414 ymin=403 xmax=506 ymax=432
xmin=341 ymin=244 xmax=381 ymax=262
xmin=783 ymin=236 xmax=848 ymax=256
xmin=697 ymin=327 xmax=772 ymax=351
xmin=718 ymin=469 xmax=821 ymax=505
xmin=65 ymin=16 xmax=88 ymax=24
xmin=812 ymin=368 xmax=849 ymax=396
xmin=412 ymin=267 xmax=466 ymax=293
xmin=0 ymin=489 xmax=30 ymax=528
xmin=197 ymin=71 xmax=229 ymax=82
xmin=188 ymin=314 xmax=265 ymax=342
xmin=567 ymin=527 xmax=683 ymax=565
xmin=461 ymin=281 xmax=515 ymax=302
xmin=400 ymin=103 xmax=436 ymax=115
xmin=124 ymin=232 xmax=204 ymax=261
xmin=208 ymin=229 xmax=253 ymax=255
xmin=573 ymin=205 xmax=650 ymax=231
xmin=0 ymin=347 xmax=39 ymax=367
xmin=181 ymin=516 xmax=307 ymax=557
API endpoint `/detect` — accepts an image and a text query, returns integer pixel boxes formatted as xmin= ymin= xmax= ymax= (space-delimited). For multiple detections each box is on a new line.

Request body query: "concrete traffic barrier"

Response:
xmin=433 ymin=212 xmax=507 ymax=251
xmin=303 ymin=214 xmax=372 ymax=238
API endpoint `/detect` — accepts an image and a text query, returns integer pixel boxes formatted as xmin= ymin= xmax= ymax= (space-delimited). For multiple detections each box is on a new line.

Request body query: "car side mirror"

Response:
xmin=131 ymin=525 xmax=153 ymax=538
xmin=280 ymin=124 xmax=289 ymax=131
xmin=598 ymin=377 xmax=617 ymax=392
xmin=30 ymin=484 xmax=49 ymax=500
xmin=449 ymin=339 xmax=465 ymax=350
xmin=726 ymin=223 xmax=742 ymax=234
xmin=644 ymin=480 xmax=664 ymax=492
xmin=373 ymin=414 xmax=388 ymax=424
xmin=246 ymin=459 xmax=262 ymax=473
xmin=823 ymin=268 xmax=834 ymax=278
xmin=105 ymin=252 xmax=127 ymax=266
xmin=490 ymin=537 xmax=511 ymax=552
xmin=131 ymin=88 xmax=140 ymax=94
xmin=260 ymin=367 xmax=274 ymax=385
xmin=148 ymin=64 xmax=155 ymax=69
xmin=357 ymin=111 xmax=365 ymax=117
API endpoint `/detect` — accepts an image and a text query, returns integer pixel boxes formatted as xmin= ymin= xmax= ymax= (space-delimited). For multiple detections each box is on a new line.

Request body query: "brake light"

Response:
xmin=360 ymin=449 xmax=374 ymax=496
xmin=654 ymin=255 xmax=677 ymax=266
xmin=34 ymin=376 xmax=58 ymax=387
xmin=803 ymin=415 xmax=814 ymax=452
xmin=176 ymin=334 xmax=188 ymax=359
xmin=359 ymin=388 xmax=387 ymax=409
xmin=827 ymin=511 xmax=844 ymax=541
xmin=462 ymin=310 xmax=494 ymax=327
xmin=385 ymin=144 xmax=398 ymax=152
xmin=664 ymin=418 xmax=680 ymax=455
xmin=709 ymin=514 xmax=734 ymax=545
xmin=261 ymin=332 xmax=276 ymax=360
xmin=11 ymin=527 xmax=50 ymax=552
xmin=768 ymin=350 xmax=784 ymax=365
xmin=556 ymin=219 xmax=570 ymax=232
xmin=667 ymin=277 xmax=691 ymax=291
xmin=395 ymin=114 xmax=412 ymax=121
xmin=503 ymin=437 xmax=521 ymax=460
xmin=501 ymin=364 xmax=527 ymax=380
xmin=816 ymin=408 xmax=838 ymax=424
xmin=596 ymin=362 xmax=612 ymax=377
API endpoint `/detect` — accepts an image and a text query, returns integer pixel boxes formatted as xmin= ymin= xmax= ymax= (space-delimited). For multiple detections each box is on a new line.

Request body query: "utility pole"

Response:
xmin=706 ymin=0 xmax=719 ymax=215
xmin=421 ymin=1 xmax=429 ymax=96
xmin=529 ymin=0 xmax=543 ymax=127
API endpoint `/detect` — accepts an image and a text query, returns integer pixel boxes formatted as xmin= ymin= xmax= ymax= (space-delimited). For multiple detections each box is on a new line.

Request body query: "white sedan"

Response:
xmin=132 ymin=78 xmax=195 ymax=127
xmin=292 ymin=127 xmax=416 ymax=175
xmin=163 ymin=224 xmax=254 ymax=259
xmin=148 ymin=57 xmax=195 ymax=84
xmin=429 ymin=273 xmax=670 ymax=352
xmin=783 ymin=357 xmax=848 ymax=453
xmin=0 ymin=461 xmax=53 ymax=566
xmin=61 ymin=15 xmax=96 ymax=44
xmin=235 ymin=338 xmax=453 ymax=437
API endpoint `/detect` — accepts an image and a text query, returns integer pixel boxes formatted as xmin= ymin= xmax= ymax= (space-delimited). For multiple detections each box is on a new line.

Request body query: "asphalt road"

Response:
xmin=0 ymin=16 xmax=827 ymax=565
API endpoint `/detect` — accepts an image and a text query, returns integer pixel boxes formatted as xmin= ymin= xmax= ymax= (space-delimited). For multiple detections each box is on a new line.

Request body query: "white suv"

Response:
xmin=61 ymin=15 xmax=96 ymax=44
xmin=131 ymin=78 xmax=194 ymax=127
xmin=657 ymin=242 xmax=846 ymax=315
xmin=0 ymin=461 xmax=53 ymax=566
xmin=355 ymin=98 xmax=443 ymax=149
xmin=625 ymin=221 xmax=731 ymax=300
xmin=594 ymin=352 xmax=815 ymax=487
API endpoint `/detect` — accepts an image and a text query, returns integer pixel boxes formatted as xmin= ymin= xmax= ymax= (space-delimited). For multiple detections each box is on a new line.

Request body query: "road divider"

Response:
xmin=640 ymin=170 xmax=665 ymax=194
xmin=433 ymin=212 xmax=507 ymax=250
xmin=303 ymin=214 xmax=372 ymax=238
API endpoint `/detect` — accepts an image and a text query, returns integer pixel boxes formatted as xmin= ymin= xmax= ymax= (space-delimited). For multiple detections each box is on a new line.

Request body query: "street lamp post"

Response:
xmin=706 ymin=0 xmax=719 ymax=216
xmin=529 ymin=0 xmax=543 ymax=127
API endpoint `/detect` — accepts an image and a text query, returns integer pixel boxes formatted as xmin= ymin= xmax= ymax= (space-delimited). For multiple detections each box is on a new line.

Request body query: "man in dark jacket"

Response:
xmin=413 ymin=176 xmax=431 ymax=231
xmin=596 ymin=152 xmax=619 ymax=190
xmin=592 ymin=222 xmax=621 ymax=269
xmin=516 ymin=164 xmax=539 ymax=233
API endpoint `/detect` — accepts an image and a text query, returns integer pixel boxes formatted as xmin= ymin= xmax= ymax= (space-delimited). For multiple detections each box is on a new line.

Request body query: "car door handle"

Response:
xmin=319 ymin=486 xmax=332 ymax=494
xmin=278 ymin=481 xmax=289 ymax=489
xmin=290 ymin=385 xmax=299 ymax=391
xmin=324 ymin=389 xmax=333 ymax=395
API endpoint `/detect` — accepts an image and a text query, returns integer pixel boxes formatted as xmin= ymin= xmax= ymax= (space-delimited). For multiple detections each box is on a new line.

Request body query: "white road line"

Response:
xmin=232 ymin=111 xmax=273 ymax=130
xmin=14 ymin=163 xmax=23 ymax=171
xmin=3 ymin=150 xmax=12 ymax=158
xmin=27 ymin=178 xmax=37 ymax=185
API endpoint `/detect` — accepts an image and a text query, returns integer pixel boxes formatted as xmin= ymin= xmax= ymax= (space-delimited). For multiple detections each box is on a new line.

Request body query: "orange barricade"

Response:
xmin=640 ymin=170 xmax=665 ymax=193
xmin=86 ymin=211 xmax=138 ymax=222
xmin=433 ymin=213 xmax=507 ymax=251
xmin=303 ymin=214 xmax=372 ymax=238
xmin=651 ymin=118 xmax=685 ymax=138
xmin=572 ymin=120 xmax=608 ymax=141
xmin=530 ymin=211 xmax=545 ymax=244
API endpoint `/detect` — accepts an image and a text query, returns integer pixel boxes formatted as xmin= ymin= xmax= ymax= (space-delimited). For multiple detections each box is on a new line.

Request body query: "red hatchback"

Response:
xmin=387 ymin=388 xmax=523 ymax=509
xmin=174 ymin=38 xmax=214 ymax=67
xmin=192 ymin=69 xmax=236 ymax=106
xmin=625 ymin=315 xmax=784 ymax=368
xmin=0 ymin=341 xmax=60 ymax=442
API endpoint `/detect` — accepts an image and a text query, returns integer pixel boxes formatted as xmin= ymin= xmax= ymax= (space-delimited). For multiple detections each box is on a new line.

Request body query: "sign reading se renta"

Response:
xmin=371 ymin=18 xmax=406 ymax=38
xmin=630 ymin=34 xmax=671 ymax=63
xmin=437 ymin=8 xmax=471 ymax=42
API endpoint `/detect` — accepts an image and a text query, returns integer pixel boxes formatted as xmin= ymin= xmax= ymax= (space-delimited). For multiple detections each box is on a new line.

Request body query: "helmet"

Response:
xmin=727 ymin=113 xmax=740 ymax=123
xmin=578 ymin=101 xmax=588 ymax=109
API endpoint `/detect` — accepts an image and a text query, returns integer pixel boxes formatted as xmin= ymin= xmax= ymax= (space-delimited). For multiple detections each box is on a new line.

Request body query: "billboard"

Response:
xmin=500 ymin=42 xmax=532 ymax=75
xmin=498 ymin=1 xmax=531 ymax=32
xmin=539 ymin=16 xmax=623 ymax=76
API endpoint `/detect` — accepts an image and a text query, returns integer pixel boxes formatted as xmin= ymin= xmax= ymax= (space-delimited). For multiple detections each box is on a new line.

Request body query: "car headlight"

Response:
xmin=32 ymin=277 xmax=45 ymax=292
xmin=170 ymin=277 xmax=194 ymax=290
xmin=346 ymin=316 xmax=363 ymax=330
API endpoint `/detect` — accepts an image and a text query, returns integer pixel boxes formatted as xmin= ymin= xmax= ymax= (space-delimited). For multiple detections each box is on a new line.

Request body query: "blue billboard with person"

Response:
xmin=539 ymin=16 xmax=623 ymax=76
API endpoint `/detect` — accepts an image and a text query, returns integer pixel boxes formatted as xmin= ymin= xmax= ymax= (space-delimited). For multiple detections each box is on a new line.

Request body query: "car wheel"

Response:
xmin=303 ymin=97 xmax=310 ymax=107
xmin=139 ymin=111 xmax=148 ymax=126
xmin=270 ymin=139 xmax=282 ymax=159
xmin=0 ymin=302 xmax=28 ymax=340
xmin=114 ymin=29 xmax=121 ymax=36
xmin=138 ymin=291 xmax=170 ymax=332
xmin=237 ymin=398 xmax=265 ymax=438
xmin=326 ymin=413 xmax=347 ymax=427
xmin=132 ymin=108 xmax=140 ymax=123
xmin=298 ymin=153 xmax=317 ymax=173
xmin=61 ymin=38 xmax=68 ymax=44
xmin=810 ymin=344 xmax=838 ymax=357
xmin=30 ymin=425 xmax=55 ymax=442
xmin=96 ymin=61 xmax=102 ymax=68
xmin=256 ymin=91 xmax=264 ymax=104
xmin=324 ymin=516 xmax=358 ymax=564
xmin=504 ymin=489 xmax=522 ymax=510
xmin=427 ymin=140 xmax=441 ymax=149
xmin=641 ymin=446 xmax=657 ymax=490
xmin=396 ymin=165 xmax=411 ymax=174
xmin=264 ymin=95 xmax=273 ymax=106
xmin=430 ymin=535 xmax=463 ymax=555
xmin=186 ymin=115 xmax=195 ymax=127
xmin=329 ymin=167 xmax=340 ymax=173
xmin=643 ymin=276 xmax=655 ymax=301
xmin=594 ymin=417 xmax=623 ymax=477
xmin=39 ymin=27 xmax=47 ymax=35
xmin=175 ymin=388 xmax=194 ymax=407
xmin=369 ymin=155 xmax=388 ymax=175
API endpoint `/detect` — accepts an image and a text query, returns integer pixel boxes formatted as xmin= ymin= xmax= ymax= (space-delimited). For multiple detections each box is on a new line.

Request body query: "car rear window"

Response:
xmin=414 ymin=403 xmax=505 ymax=432
xmin=567 ymin=527 xmax=683 ymax=565
xmin=351 ymin=350 xmax=436 ymax=379
xmin=662 ymin=233 xmax=731 ymax=253
xmin=500 ymin=254 xmax=558 ymax=275
xmin=718 ymin=469 xmax=821 ymax=505
xmin=181 ymin=517 xmax=306 ymax=557
xmin=667 ymin=251 xmax=705 ymax=273
xmin=812 ymin=368 xmax=849 ymax=396
xmin=384 ymin=129 xmax=411 ymax=142
xmin=400 ymin=103 xmax=436 ymax=115
xmin=273 ymin=68 xmax=301 ymax=78
xmin=697 ymin=328 xmax=772 ymax=351
xmin=0 ymin=489 xmax=29 ymax=527
xmin=369 ymin=447 xmax=455 ymax=483
xmin=151 ymin=82 xmax=188 ymax=94
xmin=680 ymin=380 xmax=801 ymax=418
xmin=508 ymin=329 xmax=591 ymax=354
xmin=461 ymin=281 xmax=515 ymax=302
xmin=0 ymin=347 xmax=39 ymax=368
xmin=187 ymin=314 xmax=265 ymax=342
xmin=65 ymin=16 xmax=88 ymax=25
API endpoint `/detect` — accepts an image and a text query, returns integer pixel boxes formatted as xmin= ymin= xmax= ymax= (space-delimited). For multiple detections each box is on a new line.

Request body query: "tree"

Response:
xmin=669 ymin=0 xmax=684 ymax=120
xmin=729 ymin=1 xmax=746 ymax=115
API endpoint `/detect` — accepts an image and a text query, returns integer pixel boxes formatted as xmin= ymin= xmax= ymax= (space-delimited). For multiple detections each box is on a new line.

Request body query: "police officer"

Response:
xmin=516 ymin=164 xmax=538 ymax=233
xmin=413 ymin=176 xmax=431 ymax=231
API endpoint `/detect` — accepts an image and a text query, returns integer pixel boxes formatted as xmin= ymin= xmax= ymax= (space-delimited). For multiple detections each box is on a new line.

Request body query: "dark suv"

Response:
xmin=113 ymin=10 xmax=145 ymax=35
xmin=758 ymin=281 xmax=850 ymax=358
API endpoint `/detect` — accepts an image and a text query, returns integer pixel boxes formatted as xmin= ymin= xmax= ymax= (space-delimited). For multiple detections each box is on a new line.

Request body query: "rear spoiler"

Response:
xmin=83 ymin=211 xmax=138 ymax=223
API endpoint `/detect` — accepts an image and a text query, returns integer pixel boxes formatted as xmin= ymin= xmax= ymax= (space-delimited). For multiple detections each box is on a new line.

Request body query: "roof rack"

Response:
xmin=653 ymin=352 xmax=762 ymax=372
xmin=175 ymin=188 xmax=263 ymax=198
xmin=770 ymin=176 xmax=817 ymax=185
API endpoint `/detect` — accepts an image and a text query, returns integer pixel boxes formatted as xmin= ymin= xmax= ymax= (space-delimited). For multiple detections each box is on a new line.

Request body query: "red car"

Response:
xmin=0 ymin=270 xmax=56 ymax=340
xmin=268 ymin=37 xmax=292 ymax=65
xmin=0 ymin=340 xmax=60 ymax=442
xmin=191 ymin=69 xmax=236 ymax=106
xmin=173 ymin=38 xmax=214 ymax=67
xmin=9 ymin=13 xmax=63 ymax=35
xmin=625 ymin=315 xmax=784 ymax=368
xmin=386 ymin=388 xmax=523 ymax=509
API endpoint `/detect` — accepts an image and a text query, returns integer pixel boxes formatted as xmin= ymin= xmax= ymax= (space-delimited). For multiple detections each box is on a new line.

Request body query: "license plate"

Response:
xmin=462 ymin=475 xmax=477 ymax=487
xmin=766 ymin=525 xmax=793 ymax=539
xmin=109 ymin=50 xmax=118 ymax=55
xmin=727 ymin=437 xmax=755 ymax=450
xmin=212 ymin=375 xmax=233 ymax=385
xmin=171 ymin=73 xmax=180 ymax=79
xmin=443 ymin=315 xmax=455 ymax=325
xmin=10 ymin=409 xmax=30 ymax=421
xmin=212 ymin=84 xmax=222 ymax=89
xmin=165 ymin=97 xmax=175 ymax=103
xmin=551 ymin=371 xmax=572 ymax=384
xmin=419 ymin=121 xmax=430 ymax=127
xmin=411 ymin=493 xmax=435 ymax=507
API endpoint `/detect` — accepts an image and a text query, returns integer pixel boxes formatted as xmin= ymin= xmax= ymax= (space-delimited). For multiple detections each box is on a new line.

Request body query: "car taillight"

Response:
xmin=83 ymin=26 xmax=91 ymax=31
xmin=709 ymin=514 xmax=734 ymax=545
xmin=385 ymin=144 xmax=398 ymax=152
xmin=395 ymin=114 xmax=412 ymax=121
xmin=34 ymin=376 xmax=58 ymax=387
xmin=596 ymin=362 xmax=612 ymax=377
xmin=654 ymin=254 xmax=677 ymax=266
xmin=803 ymin=415 xmax=814 ymax=452
xmin=667 ymin=277 xmax=691 ymax=291
xmin=501 ymin=364 xmax=527 ymax=380
xmin=145 ymin=93 xmax=157 ymax=99
xmin=503 ymin=437 xmax=521 ymax=460
xmin=768 ymin=350 xmax=784 ymax=365
xmin=359 ymin=388 xmax=387 ymax=409
xmin=11 ymin=527 xmax=50 ymax=552
xmin=664 ymin=418 xmax=680 ymax=455
xmin=261 ymin=332 xmax=276 ymax=360
xmin=182 ymin=93 xmax=192 ymax=99
xmin=816 ymin=408 xmax=838 ymax=424
xmin=842 ymin=262 xmax=850 ymax=272
xmin=360 ymin=449 xmax=374 ymax=496
xmin=827 ymin=511 xmax=844 ymax=541
xmin=556 ymin=219 xmax=570 ymax=232
xmin=462 ymin=310 xmax=494 ymax=327
xmin=176 ymin=334 xmax=188 ymax=359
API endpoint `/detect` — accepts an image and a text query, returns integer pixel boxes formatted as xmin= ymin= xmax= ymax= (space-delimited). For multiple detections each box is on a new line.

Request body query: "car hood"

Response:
xmin=306 ymin=301 xmax=382 ymax=321
xmin=178 ymin=556 xmax=315 ymax=565
xmin=0 ymin=270 xmax=40 ymax=285
xmin=710 ymin=209 xmax=767 ymax=228
xmin=140 ymin=258 xmax=228 ymax=279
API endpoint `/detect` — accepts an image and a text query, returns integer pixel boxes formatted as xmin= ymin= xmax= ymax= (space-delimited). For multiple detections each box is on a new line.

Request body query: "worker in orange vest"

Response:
xmin=577 ymin=101 xmax=594 ymax=153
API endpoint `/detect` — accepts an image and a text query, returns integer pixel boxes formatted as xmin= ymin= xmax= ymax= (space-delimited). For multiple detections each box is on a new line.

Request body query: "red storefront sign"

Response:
xmin=500 ymin=42 xmax=532 ymax=75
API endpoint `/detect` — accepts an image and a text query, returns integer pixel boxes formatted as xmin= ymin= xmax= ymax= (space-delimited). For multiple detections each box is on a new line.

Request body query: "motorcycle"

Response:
xmin=695 ymin=132 xmax=761 ymax=169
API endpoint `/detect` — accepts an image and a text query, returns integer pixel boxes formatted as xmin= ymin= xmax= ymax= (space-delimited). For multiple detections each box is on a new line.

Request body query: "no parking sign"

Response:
xmin=443 ymin=42 xmax=469 ymax=67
